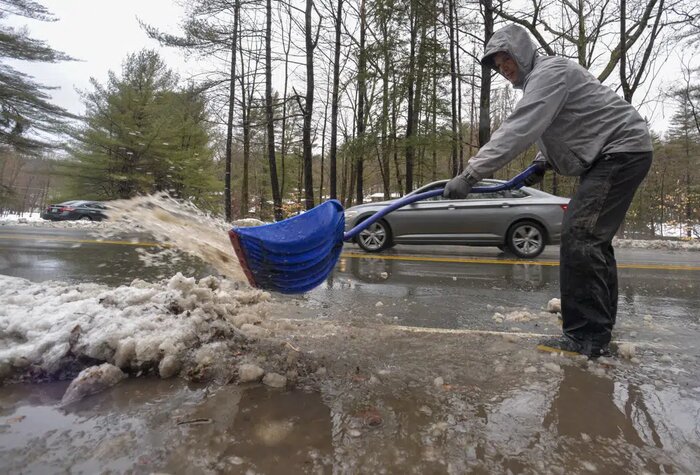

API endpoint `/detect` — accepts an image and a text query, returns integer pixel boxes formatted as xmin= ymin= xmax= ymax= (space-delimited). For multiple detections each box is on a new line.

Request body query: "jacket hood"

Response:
xmin=481 ymin=25 xmax=538 ymax=88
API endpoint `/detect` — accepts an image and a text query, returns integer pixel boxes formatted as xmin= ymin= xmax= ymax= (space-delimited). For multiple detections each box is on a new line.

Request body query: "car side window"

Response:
xmin=465 ymin=190 xmax=507 ymax=200
xmin=413 ymin=181 xmax=531 ymax=201
xmin=415 ymin=185 xmax=446 ymax=202
xmin=465 ymin=188 xmax=530 ymax=200
xmin=508 ymin=189 xmax=529 ymax=198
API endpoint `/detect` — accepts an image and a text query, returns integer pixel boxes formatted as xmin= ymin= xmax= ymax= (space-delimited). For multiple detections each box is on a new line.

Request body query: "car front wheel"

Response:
xmin=506 ymin=221 xmax=545 ymax=258
xmin=356 ymin=218 xmax=393 ymax=252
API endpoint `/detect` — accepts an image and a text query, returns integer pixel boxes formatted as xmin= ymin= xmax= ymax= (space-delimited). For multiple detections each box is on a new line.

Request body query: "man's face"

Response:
xmin=494 ymin=52 xmax=519 ymax=85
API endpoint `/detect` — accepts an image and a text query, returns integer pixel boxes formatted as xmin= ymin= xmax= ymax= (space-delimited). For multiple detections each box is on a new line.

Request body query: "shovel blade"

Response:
xmin=229 ymin=200 xmax=345 ymax=293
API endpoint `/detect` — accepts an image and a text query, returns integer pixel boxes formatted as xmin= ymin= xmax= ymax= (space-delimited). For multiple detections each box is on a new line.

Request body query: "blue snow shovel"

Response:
xmin=229 ymin=165 xmax=540 ymax=294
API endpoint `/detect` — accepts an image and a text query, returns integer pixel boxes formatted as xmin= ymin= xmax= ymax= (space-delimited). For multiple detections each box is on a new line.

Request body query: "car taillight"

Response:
xmin=560 ymin=204 xmax=568 ymax=212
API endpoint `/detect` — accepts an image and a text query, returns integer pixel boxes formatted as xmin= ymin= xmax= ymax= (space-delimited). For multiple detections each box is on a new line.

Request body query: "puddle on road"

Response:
xmin=0 ymin=379 xmax=334 ymax=474
xmin=2 ymin=337 xmax=698 ymax=474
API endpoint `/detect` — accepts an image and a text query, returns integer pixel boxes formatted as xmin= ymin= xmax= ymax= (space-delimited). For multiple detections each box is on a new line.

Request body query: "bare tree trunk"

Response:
xmin=411 ymin=21 xmax=428 ymax=188
xmin=448 ymin=0 xmax=458 ymax=176
xmin=479 ymin=0 xmax=494 ymax=151
xmin=238 ymin=24 xmax=255 ymax=218
xmin=469 ymin=48 xmax=475 ymax=159
xmin=280 ymin=2 xmax=293 ymax=197
xmin=615 ymin=0 xmax=629 ymax=237
xmin=405 ymin=1 xmax=417 ymax=193
xmin=329 ymin=0 xmax=343 ymax=200
xmin=684 ymin=135 xmax=692 ymax=237
xmin=319 ymin=65 xmax=331 ymax=201
xmin=431 ymin=21 xmax=437 ymax=182
xmin=391 ymin=82 xmax=403 ymax=193
xmin=355 ymin=0 xmax=366 ymax=204
xmin=224 ymin=0 xmax=240 ymax=221
xmin=266 ymin=0 xmax=282 ymax=220
xmin=302 ymin=0 xmax=316 ymax=210
xmin=381 ymin=16 xmax=391 ymax=199
xmin=454 ymin=0 xmax=464 ymax=172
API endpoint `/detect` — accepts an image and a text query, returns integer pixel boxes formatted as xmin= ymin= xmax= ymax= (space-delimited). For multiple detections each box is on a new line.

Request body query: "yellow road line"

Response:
xmin=342 ymin=252 xmax=557 ymax=266
xmin=1 ymin=234 xmax=697 ymax=271
xmin=0 ymin=234 xmax=170 ymax=248
xmin=340 ymin=252 xmax=700 ymax=271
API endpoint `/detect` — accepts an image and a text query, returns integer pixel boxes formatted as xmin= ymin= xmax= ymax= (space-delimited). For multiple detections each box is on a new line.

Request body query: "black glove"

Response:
xmin=443 ymin=172 xmax=479 ymax=199
xmin=522 ymin=162 xmax=547 ymax=186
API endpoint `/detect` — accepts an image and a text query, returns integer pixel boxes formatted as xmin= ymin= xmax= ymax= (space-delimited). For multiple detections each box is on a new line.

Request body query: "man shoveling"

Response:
xmin=443 ymin=24 xmax=653 ymax=358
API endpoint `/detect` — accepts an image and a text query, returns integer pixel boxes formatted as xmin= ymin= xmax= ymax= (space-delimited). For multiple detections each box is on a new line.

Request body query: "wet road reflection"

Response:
xmin=3 ymin=364 xmax=696 ymax=473
xmin=0 ymin=380 xmax=334 ymax=473
xmin=1 ymin=226 xmax=699 ymax=472
xmin=0 ymin=234 xmax=217 ymax=286
xmin=311 ymin=335 xmax=700 ymax=474
xmin=304 ymin=255 xmax=699 ymax=348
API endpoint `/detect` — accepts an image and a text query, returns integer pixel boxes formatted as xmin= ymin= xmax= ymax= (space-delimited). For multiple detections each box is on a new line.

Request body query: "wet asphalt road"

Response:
xmin=299 ymin=243 xmax=700 ymax=349
xmin=1 ymin=223 xmax=700 ymax=473
xmin=0 ymin=225 xmax=218 ymax=286
xmin=1 ymin=224 xmax=699 ymax=350
xmin=1 ymin=224 xmax=698 ymax=333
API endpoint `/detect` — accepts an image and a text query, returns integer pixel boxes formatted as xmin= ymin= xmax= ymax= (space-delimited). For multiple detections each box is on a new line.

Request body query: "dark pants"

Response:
xmin=560 ymin=151 xmax=652 ymax=353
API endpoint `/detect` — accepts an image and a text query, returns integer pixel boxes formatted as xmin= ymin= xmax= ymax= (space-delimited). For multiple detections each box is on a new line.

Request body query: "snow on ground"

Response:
xmin=0 ymin=273 xmax=281 ymax=385
xmin=612 ymin=238 xmax=700 ymax=251
xmin=0 ymin=212 xmax=43 ymax=223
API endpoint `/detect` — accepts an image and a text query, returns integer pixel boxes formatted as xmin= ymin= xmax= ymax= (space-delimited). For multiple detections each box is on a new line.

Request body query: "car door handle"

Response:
xmin=447 ymin=205 xmax=456 ymax=210
xmin=501 ymin=203 xmax=510 ymax=208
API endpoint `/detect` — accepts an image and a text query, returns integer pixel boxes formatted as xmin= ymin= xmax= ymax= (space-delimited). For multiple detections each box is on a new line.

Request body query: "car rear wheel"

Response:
xmin=356 ymin=219 xmax=393 ymax=252
xmin=506 ymin=221 xmax=545 ymax=258
xmin=79 ymin=215 xmax=92 ymax=221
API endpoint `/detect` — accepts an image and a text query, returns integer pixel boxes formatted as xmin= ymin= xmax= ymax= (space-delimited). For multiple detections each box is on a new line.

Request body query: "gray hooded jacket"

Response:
xmin=465 ymin=25 xmax=652 ymax=179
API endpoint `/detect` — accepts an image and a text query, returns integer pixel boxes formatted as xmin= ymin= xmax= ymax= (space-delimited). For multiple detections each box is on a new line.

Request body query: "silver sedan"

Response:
xmin=344 ymin=179 xmax=569 ymax=258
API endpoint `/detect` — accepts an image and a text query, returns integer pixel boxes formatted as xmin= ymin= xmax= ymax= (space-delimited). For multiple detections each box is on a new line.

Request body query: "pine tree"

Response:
xmin=0 ymin=0 xmax=74 ymax=154
xmin=66 ymin=50 xmax=219 ymax=206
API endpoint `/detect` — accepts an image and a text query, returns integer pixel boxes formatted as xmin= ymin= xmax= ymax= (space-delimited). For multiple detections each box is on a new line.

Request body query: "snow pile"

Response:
xmin=0 ymin=212 xmax=43 ymax=223
xmin=613 ymin=238 xmax=700 ymax=251
xmin=61 ymin=363 xmax=126 ymax=405
xmin=547 ymin=298 xmax=561 ymax=313
xmin=618 ymin=342 xmax=636 ymax=359
xmin=492 ymin=310 xmax=538 ymax=323
xmin=0 ymin=273 xmax=274 ymax=383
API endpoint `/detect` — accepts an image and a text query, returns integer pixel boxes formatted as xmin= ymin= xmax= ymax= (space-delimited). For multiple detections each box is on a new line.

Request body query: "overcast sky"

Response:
xmin=9 ymin=0 xmax=192 ymax=114
xmin=8 ymin=0 xmax=682 ymax=134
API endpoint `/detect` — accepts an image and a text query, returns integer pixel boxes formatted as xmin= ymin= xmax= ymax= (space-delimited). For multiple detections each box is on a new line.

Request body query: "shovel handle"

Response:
xmin=343 ymin=164 xmax=539 ymax=241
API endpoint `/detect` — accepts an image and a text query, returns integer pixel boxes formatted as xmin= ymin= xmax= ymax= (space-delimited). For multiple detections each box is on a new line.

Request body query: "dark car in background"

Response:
xmin=41 ymin=200 xmax=108 ymax=222
xmin=344 ymin=179 xmax=569 ymax=258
